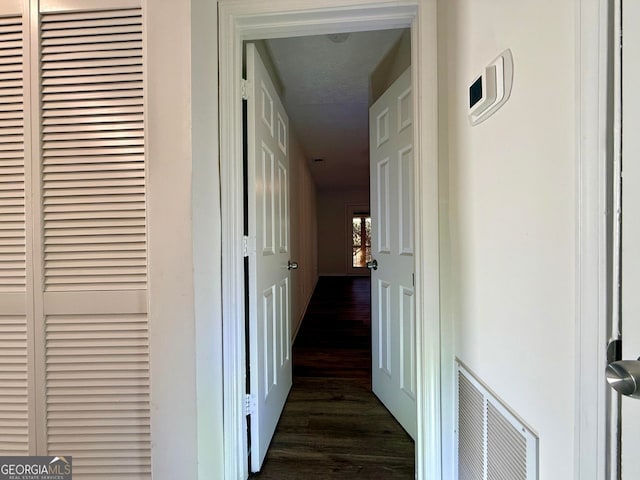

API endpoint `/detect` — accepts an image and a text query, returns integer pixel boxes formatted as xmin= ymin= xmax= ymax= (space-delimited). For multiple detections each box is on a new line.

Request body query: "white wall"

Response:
xmin=191 ymin=0 xmax=225 ymax=478
xmin=439 ymin=0 xmax=576 ymax=478
xmin=290 ymin=133 xmax=319 ymax=338
xmin=317 ymin=189 xmax=370 ymax=275
xmin=147 ymin=0 xmax=223 ymax=478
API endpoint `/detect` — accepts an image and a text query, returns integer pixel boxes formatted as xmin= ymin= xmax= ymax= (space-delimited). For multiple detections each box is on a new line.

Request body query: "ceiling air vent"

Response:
xmin=457 ymin=361 xmax=538 ymax=480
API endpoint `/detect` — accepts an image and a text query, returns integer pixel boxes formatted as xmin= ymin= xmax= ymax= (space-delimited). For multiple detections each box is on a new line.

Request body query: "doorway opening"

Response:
xmin=244 ymin=27 xmax=414 ymax=474
xmin=218 ymin=2 xmax=444 ymax=479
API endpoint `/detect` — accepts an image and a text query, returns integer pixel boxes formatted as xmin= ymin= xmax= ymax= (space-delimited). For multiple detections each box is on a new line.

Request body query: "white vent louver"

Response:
xmin=457 ymin=362 xmax=538 ymax=480
xmin=41 ymin=8 xmax=146 ymax=292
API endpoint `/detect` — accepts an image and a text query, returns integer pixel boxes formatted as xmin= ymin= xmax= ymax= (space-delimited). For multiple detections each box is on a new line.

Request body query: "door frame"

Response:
xmin=576 ymin=0 xmax=616 ymax=478
xmin=218 ymin=1 xmax=442 ymax=479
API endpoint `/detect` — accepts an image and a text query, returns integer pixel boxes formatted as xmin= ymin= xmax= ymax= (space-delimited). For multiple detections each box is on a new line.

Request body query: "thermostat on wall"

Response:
xmin=469 ymin=49 xmax=513 ymax=126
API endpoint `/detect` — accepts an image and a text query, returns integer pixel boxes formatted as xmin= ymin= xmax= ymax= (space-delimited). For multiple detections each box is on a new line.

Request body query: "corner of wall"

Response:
xmin=146 ymin=0 xmax=208 ymax=478
xmin=190 ymin=0 xmax=225 ymax=478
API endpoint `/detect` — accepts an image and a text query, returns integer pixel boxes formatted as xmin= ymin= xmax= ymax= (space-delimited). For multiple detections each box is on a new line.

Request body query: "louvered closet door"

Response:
xmin=0 ymin=0 xmax=32 ymax=457
xmin=35 ymin=1 xmax=151 ymax=477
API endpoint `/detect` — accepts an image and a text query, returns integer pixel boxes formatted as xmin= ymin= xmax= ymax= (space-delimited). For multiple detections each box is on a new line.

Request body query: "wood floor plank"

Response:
xmin=251 ymin=276 xmax=415 ymax=479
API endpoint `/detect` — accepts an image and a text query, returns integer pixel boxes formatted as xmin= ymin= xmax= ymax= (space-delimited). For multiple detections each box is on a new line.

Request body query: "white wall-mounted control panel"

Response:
xmin=468 ymin=49 xmax=514 ymax=126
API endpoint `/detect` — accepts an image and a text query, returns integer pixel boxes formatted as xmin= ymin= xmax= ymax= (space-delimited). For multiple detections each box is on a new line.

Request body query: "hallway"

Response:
xmin=251 ymin=276 xmax=415 ymax=479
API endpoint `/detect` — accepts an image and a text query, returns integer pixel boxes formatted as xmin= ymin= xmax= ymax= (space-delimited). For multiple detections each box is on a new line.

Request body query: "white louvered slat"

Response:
xmin=41 ymin=8 xmax=146 ymax=293
xmin=45 ymin=314 xmax=150 ymax=477
xmin=42 ymin=73 xmax=143 ymax=88
xmin=0 ymin=14 xmax=25 ymax=294
xmin=42 ymin=39 xmax=142 ymax=55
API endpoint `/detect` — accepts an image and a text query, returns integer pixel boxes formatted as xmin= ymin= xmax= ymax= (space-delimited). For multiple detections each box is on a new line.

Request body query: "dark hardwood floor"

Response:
xmin=250 ymin=276 xmax=415 ymax=479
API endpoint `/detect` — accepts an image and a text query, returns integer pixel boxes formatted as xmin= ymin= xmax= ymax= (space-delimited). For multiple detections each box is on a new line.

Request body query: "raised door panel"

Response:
xmin=277 ymin=277 xmax=290 ymax=366
xmin=277 ymin=161 xmax=288 ymax=254
xmin=376 ymin=279 xmax=391 ymax=376
xmin=376 ymin=158 xmax=390 ymax=254
xmin=398 ymin=146 xmax=413 ymax=255
xmin=400 ymin=285 xmax=415 ymax=399
xmin=260 ymin=143 xmax=275 ymax=256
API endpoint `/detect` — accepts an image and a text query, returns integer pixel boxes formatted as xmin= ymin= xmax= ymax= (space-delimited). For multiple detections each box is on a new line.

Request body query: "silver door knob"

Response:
xmin=287 ymin=261 xmax=298 ymax=270
xmin=366 ymin=259 xmax=378 ymax=270
xmin=606 ymin=359 xmax=640 ymax=398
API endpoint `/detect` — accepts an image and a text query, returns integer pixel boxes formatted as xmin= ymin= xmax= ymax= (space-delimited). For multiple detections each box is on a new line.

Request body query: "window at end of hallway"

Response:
xmin=352 ymin=215 xmax=371 ymax=268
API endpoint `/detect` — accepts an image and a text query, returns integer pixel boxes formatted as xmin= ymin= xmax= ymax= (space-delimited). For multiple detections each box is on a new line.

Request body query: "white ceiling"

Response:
xmin=265 ymin=29 xmax=405 ymax=191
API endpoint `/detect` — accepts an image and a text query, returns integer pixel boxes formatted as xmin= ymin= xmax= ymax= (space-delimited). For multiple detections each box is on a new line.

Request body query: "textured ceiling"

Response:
xmin=265 ymin=29 xmax=405 ymax=191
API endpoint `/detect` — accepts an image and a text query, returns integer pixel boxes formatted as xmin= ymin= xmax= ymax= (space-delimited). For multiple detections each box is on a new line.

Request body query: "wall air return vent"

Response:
xmin=457 ymin=361 xmax=538 ymax=480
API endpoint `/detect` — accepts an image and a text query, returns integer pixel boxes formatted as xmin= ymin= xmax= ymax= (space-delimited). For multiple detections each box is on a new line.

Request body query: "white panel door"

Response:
xmin=369 ymin=67 xmax=416 ymax=439
xmin=0 ymin=2 xmax=30 ymax=456
xmin=246 ymin=43 xmax=293 ymax=472
xmin=620 ymin=0 xmax=640 ymax=475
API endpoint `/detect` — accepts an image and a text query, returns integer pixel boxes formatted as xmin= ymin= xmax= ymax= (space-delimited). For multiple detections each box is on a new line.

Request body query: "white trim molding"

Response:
xmin=575 ymin=0 xmax=612 ymax=479
xmin=218 ymin=1 xmax=442 ymax=479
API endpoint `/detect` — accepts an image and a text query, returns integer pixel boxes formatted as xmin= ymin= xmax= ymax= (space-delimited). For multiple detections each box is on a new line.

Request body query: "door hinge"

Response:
xmin=244 ymin=393 xmax=256 ymax=416
xmin=242 ymin=235 xmax=249 ymax=257
xmin=242 ymin=235 xmax=255 ymax=257
xmin=241 ymin=79 xmax=249 ymax=100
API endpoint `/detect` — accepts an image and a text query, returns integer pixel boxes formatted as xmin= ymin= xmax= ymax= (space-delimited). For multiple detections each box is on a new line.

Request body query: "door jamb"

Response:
xmin=218 ymin=1 xmax=442 ymax=479
xmin=575 ymin=0 xmax=615 ymax=478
